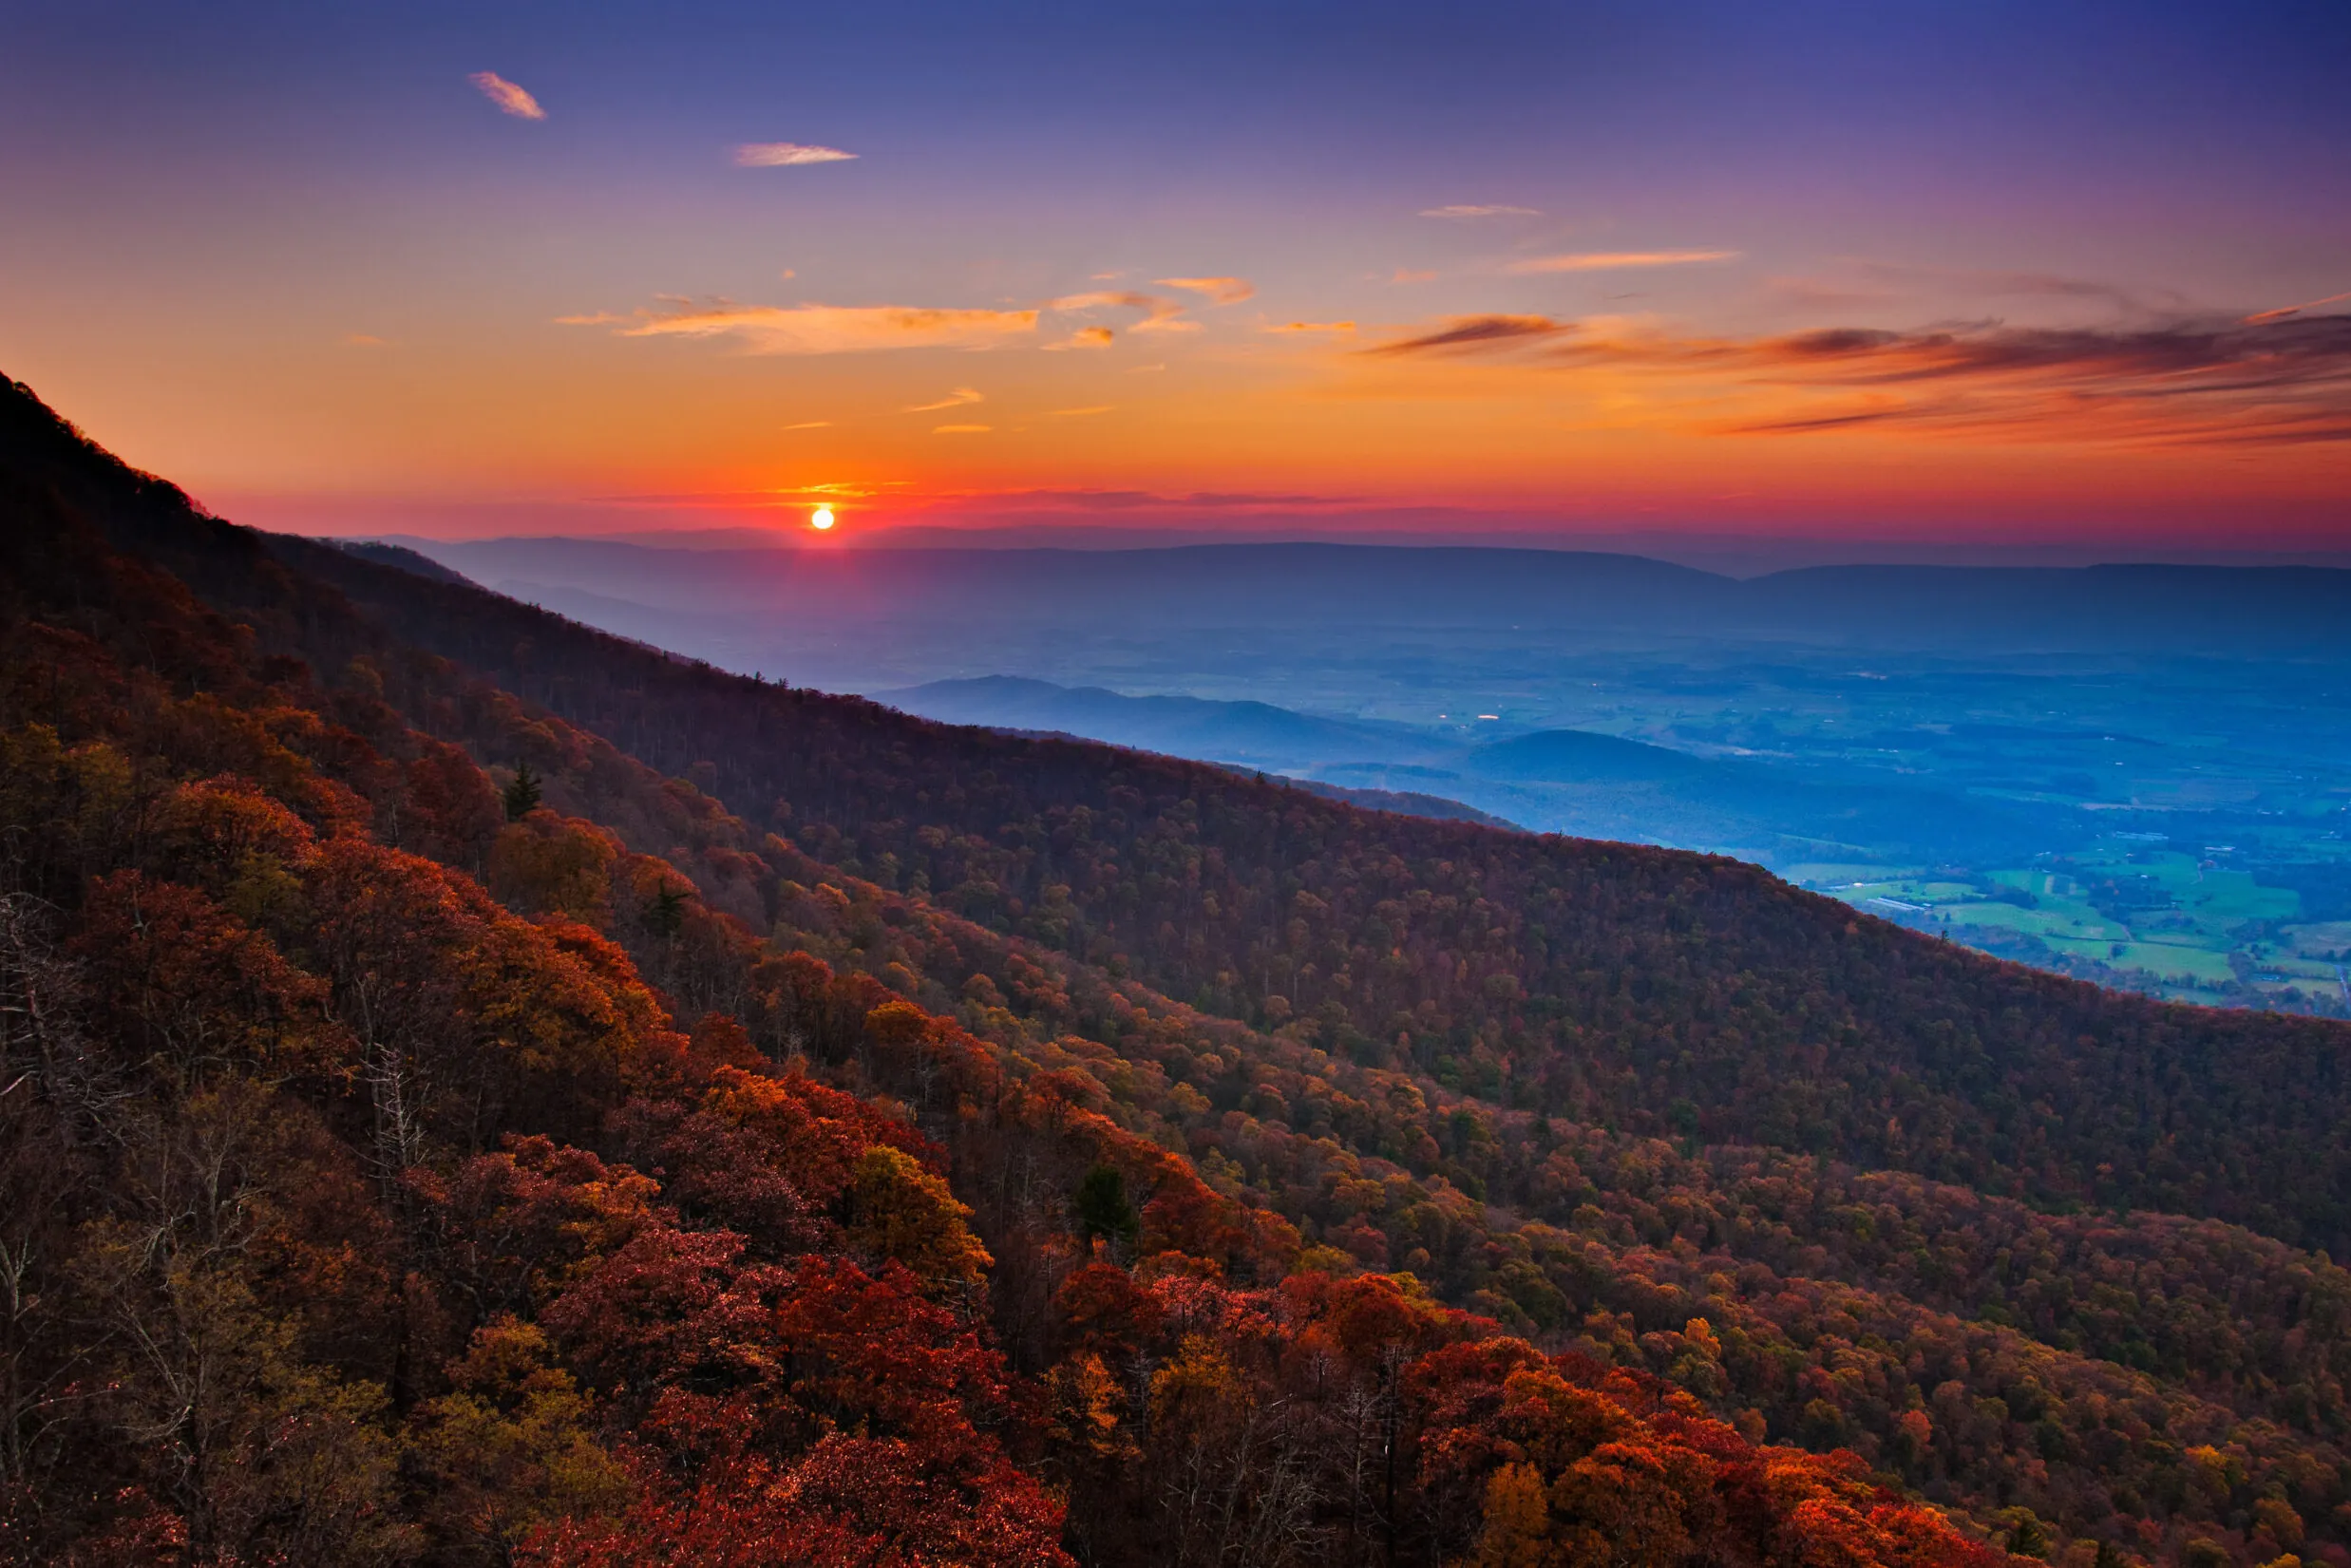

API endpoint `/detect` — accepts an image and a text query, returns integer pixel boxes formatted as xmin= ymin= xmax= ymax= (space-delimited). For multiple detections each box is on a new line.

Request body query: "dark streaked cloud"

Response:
xmin=1362 ymin=313 xmax=1566 ymax=354
xmin=1765 ymin=260 xmax=2189 ymax=317
xmin=1364 ymin=311 xmax=2351 ymax=445
xmin=2247 ymin=288 xmax=2351 ymax=325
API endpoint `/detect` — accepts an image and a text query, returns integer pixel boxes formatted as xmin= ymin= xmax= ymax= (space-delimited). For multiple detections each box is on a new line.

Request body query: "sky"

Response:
xmin=3 ymin=0 xmax=2349 ymax=557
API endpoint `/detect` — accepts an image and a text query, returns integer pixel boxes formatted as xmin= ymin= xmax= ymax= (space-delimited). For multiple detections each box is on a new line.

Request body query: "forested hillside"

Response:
xmin=6 ymin=372 xmax=2351 ymax=1567
xmin=275 ymin=486 xmax=2351 ymax=1256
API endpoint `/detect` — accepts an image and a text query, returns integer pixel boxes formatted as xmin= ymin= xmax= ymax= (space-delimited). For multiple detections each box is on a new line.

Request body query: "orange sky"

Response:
xmin=4 ymin=3 xmax=2346 ymax=553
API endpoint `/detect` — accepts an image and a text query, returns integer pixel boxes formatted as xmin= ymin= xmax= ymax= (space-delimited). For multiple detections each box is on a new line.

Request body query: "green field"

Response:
xmin=1812 ymin=844 xmax=2347 ymax=1011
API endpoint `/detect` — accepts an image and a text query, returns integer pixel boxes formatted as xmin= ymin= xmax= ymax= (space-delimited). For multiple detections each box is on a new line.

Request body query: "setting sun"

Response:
xmin=810 ymin=505 xmax=835 ymax=531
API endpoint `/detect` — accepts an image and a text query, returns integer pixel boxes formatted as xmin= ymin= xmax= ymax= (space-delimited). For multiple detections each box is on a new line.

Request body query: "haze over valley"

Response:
xmin=387 ymin=534 xmax=2351 ymax=1013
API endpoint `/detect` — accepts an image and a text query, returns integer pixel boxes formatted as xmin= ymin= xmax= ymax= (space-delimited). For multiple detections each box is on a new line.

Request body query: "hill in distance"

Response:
xmin=415 ymin=531 xmax=2351 ymax=653
xmin=874 ymin=673 xmax=1442 ymax=770
xmin=882 ymin=674 xmax=2065 ymax=867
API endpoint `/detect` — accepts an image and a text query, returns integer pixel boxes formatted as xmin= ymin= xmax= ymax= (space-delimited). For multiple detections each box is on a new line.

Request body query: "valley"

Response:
xmin=400 ymin=537 xmax=2351 ymax=1014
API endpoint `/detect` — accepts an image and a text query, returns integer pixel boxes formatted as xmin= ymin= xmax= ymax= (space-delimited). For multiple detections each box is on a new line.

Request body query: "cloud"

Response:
xmin=903 ymin=387 xmax=984 ymax=412
xmin=1052 ymin=291 xmax=1148 ymax=312
xmin=1363 ymin=307 xmax=2351 ymax=446
xmin=1362 ymin=314 xmax=1567 ymax=354
xmin=565 ymin=300 xmax=1039 ymax=354
xmin=1264 ymin=320 xmax=1356 ymax=334
xmin=1768 ymin=260 xmax=2181 ymax=317
xmin=2247 ymin=289 xmax=2351 ymax=325
xmin=735 ymin=142 xmax=858 ymax=167
xmin=941 ymin=487 xmax=1356 ymax=514
xmin=469 ymin=72 xmax=545 ymax=121
xmin=933 ymin=424 xmax=992 ymax=434
xmin=1052 ymin=289 xmax=1197 ymax=333
xmin=1044 ymin=326 xmax=1117 ymax=350
xmin=1390 ymin=269 xmax=1437 ymax=284
xmin=1419 ymin=204 xmax=1538 ymax=218
xmin=342 ymin=333 xmax=389 ymax=348
xmin=1506 ymin=249 xmax=1740 ymax=274
xmin=1764 ymin=276 xmax=1904 ymax=310
xmin=1051 ymin=406 xmax=1114 ymax=417
xmin=781 ymin=420 xmax=832 ymax=430
xmin=1156 ymin=276 xmax=1255 ymax=305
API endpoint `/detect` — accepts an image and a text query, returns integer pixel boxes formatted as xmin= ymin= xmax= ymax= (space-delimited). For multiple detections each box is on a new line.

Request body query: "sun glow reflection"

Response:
xmin=810 ymin=505 xmax=835 ymax=531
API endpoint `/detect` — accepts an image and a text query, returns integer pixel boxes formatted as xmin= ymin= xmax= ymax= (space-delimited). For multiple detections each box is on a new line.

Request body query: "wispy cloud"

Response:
xmin=1264 ymin=320 xmax=1356 ymax=334
xmin=1363 ymin=314 xmax=1566 ymax=355
xmin=1053 ymin=290 xmax=1165 ymax=315
xmin=933 ymin=424 xmax=992 ymax=434
xmin=1767 ymin=259 xmax=2180 ymax=316
xmin=1052 ymin=290 xmax=1197 ymax=334
xmin=1506 ymin=249 xmax=1740 ymax=274
xmin=903 ymin=387 xmax=984 ymax=412
xmin=342 ymin=333 xmax=389 ymax=348
xmin=781 ymin=420 xmax=832 ymax=430
xmin=1390 ymin=269 xmax=1437 ymax=285
xmin=561 ymin=300 xmax=1039 ymax=354
xmin=469 ymin=72 xmax=545 ymax=121
xmin=1764 ymin=277 xmax=1902 ymax=310
xmin=2247 ymin=288 xmax=2351 ymax=325
xmin=735 ymin=142 xmax=859 ymax=167
xmin=1419 ymin=204 xmax=1538 ymax=218
xmin=1156 ymin=276 xmax=1255 ymax=305
xmin=1052 ymin=406 xmax=1114 ymax=417
xmin=1044 ymin=326 xmax=1117 ymax=351
xmin=1361 ymin=309 xmax=2351 ymax=446
xmin=935 ymin=487 xmax=1356 ymax=514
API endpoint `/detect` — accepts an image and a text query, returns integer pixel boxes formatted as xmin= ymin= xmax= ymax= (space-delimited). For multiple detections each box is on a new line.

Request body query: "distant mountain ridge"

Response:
xmin=413 ymin=533 xmax=2351 ymax=652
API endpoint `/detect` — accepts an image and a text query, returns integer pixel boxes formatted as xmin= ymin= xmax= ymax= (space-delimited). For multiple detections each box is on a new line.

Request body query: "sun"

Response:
xmin=809 ymin=505 xmax=835 ymax=531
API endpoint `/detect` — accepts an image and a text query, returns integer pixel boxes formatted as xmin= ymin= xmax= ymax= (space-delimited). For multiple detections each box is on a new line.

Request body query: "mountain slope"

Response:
xmin=11 ymin=377 xmax=2351 ymax=1249
xmin=875 ymin=673 xmax=1431 ymax=768
xmin=0 ymin=373 xmax=2027 ymax=1568
xmin=256 ymin=539 xmax=2351 ymax=1254
xmin=13 ymin=373 xmax=2351 ymax=1240
xmin=12 ymin=374 xmax=2351 ymax=1566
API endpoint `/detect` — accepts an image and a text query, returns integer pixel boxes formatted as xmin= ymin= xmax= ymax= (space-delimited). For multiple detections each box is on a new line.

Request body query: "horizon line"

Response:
xmin=320 ymin=524 xmax=2351 ymax=577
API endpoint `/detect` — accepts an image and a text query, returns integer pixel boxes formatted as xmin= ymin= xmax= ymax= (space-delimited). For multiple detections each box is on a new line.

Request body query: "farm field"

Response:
xmin=1811 ymin=844 xmax=2351 ymax=1010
